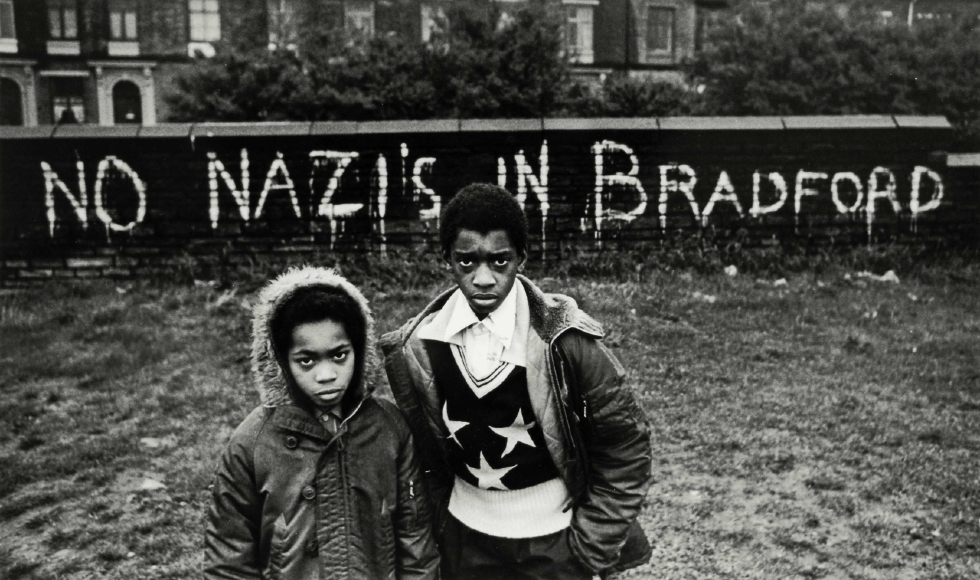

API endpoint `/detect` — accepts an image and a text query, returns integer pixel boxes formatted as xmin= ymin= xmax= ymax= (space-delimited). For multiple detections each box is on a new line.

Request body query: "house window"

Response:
xmin=52 ymin=78 xmax=85 ymax=124
xmin=269 ymin=0 xmax=298 ymax=47
xmin=189 ymin=0 xmax=221 ymax=42
xmin=49 ymin=0 xmax=79 ymax=39
xmin=420 ymin=3 xmax=446 ymax=43
xmin=110 ymin=0 xmax=138 ymax=40
xmin=345 ymin=0 xmax=374 ymax=38
xmin=645 ymin=6 xmax=674 ymax=56
xmin=112 ymin=81 xmax=142 ymax=124
xmin=695 ymin=6 xmax=724 ymax=52
xmin=565 ymin=5 xmax=594 ymax=64
xmin=0 ymin=1 xmax=15 ymax=40
xmin=0 ymin=77 xmax=23 ymax=126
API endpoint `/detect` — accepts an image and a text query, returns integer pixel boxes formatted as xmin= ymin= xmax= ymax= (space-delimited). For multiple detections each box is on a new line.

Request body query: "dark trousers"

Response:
xmin=440 ymin=515 xmax=594 ymax=580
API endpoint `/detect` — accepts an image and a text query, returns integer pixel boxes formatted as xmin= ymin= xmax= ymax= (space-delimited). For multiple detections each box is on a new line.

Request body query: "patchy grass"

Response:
xmin=1 ymin=264 xmax=979 ymax=579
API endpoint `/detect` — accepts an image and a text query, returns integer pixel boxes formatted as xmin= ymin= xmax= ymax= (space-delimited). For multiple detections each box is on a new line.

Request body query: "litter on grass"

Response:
xmin=856 ymin=270 xmax=900 ymax=284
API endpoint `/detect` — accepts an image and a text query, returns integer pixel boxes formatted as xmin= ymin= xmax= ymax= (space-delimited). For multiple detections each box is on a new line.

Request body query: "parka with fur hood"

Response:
xmin=204 ymin=267 xmax=440 ymax=580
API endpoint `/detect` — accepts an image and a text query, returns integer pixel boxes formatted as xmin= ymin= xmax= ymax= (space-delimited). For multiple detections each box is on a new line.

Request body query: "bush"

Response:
xmin=688 ymin=0 xmax=980 ymax=149
xmin=167 ymin=0 xmax=572 ymax=121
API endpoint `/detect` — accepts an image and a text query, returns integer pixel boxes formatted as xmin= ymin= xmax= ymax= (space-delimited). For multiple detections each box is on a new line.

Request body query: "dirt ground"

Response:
xmin=1 ymin=268 xmax=978 ymax=579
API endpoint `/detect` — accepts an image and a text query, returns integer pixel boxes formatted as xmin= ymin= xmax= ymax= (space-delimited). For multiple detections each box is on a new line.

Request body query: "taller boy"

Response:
xmin=381 ymin=184 xmax=653 ymax=579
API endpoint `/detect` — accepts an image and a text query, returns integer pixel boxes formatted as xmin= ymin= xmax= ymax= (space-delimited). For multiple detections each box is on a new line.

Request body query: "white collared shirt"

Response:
xmin=418 ymin=282 xmax=529 ymax=380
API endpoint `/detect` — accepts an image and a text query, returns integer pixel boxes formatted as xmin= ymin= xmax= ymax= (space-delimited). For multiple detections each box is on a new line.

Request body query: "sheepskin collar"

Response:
xmin=396 ymin=275 xmax=604 ymax=347
xmin=251 ymin=267 xmax=379 ymax=408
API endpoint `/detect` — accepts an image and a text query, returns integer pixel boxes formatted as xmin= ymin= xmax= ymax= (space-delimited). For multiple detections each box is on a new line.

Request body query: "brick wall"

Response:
xmin=0 ymin=116 xmax=974 ymax=285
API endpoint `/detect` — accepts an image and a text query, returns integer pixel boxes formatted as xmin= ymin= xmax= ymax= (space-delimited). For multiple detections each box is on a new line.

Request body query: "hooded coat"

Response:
xmin=204 ymin=267 xmax=440 ymax=580
xmin=380 ymin=275 xmax=653 ymax=576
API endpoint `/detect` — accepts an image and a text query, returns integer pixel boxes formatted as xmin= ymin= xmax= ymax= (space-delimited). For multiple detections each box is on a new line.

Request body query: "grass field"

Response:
xmin=1 ymin=261 xmax=978 ymax=579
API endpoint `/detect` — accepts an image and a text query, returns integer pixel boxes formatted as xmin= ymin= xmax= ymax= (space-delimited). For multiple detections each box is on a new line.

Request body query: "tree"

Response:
xmin=166 ymin=0 xmax=573 ymax=121
xmin=687 ymin=0 xmax=980 ymax=148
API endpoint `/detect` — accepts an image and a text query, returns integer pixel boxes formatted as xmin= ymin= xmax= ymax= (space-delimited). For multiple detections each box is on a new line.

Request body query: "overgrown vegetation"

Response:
xmin=168 ymin=0 xmax=571 ymax=121
xmin=168 ymin=0 xmax=980 ymax=148
xmin=1 ymin=255 xmax=979 ymax=578
xmin=689 ymin=0 xmax=980 ymax=149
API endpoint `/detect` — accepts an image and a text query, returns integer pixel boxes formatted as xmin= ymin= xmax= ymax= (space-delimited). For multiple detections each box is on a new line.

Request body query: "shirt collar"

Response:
xmin=417 ymin=281 xmax=529 ymax=368
xmin=443 ymin=283 xmax=519 ymax=348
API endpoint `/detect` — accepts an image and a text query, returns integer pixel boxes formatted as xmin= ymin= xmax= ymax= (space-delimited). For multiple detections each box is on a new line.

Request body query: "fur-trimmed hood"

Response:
xmin=251 ymin=266 xmax=379 ymax=409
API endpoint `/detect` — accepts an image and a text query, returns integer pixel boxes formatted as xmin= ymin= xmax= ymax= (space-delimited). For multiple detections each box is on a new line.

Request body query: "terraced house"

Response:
xmin=0 ymin=0 xmax=732 ymax=126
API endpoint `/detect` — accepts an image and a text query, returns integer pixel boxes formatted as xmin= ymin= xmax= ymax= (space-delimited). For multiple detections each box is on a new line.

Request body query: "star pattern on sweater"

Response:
xmin=442 ymin=401 xmax=470 ymax=448
xmin=489 ymin=409 xmax=537 ymax=457
xmin=466 ymin=451 xmax=515 ymax=490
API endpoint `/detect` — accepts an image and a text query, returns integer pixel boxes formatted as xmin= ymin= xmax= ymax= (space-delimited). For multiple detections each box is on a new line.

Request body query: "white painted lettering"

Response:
xmin=41 ymin=160 xmax=88 ymax=237
xmin=413 ymin=157 xmax=439 ymax=221
xmin=207 ymin=149 xmax=250 ymax=229
xmin=254 ymin=152 xmax=302 ymax=220
xmin=866 ymin=166 xmax=901 ymax=238
xmin=830 ymin=172 xmax=864 ymax=214
xmin=795 ymin=170 xmax=828 ymax=230
xmin=750 ymin=171 xmax=788 ymax=217
xmin=701 ymin=170 xmax=744 ymax=226
xmin=93 ymin=156 xmax=146 ymax=233
xmin=658 ymin=163 xmax=698 ymax=230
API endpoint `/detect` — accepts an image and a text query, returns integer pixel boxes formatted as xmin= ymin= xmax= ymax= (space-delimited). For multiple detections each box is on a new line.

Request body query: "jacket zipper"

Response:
xmin=549 ymin=341 xmax=578 ymax=454
xmin=338 ymin=432 xmax=352 ymax=575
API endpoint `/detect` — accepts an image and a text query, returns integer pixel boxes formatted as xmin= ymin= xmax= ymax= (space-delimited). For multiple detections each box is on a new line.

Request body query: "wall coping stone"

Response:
xmin=544 ymin=118 xmax=659 ymax=131
xmin=52 ymin=124 xmax=140 ymax=139
xmin=781 ymin=115 xmax=897 ymax=129
xmin=138 ymin=123 xmax=194 ymax=138
xmin=0 ymin=126 xmax=57 ymax=139
xmin=309 ymin=121 xmax=360 ymax=135
xmin=0 ymin=116 xmax=953 ymax=141
xmin=659 ymin=116 xmax=784 ymax=130
xmin=359 ymin=119 xmax=460 ymax=134
xmin=893 ymin=116 xmax=952 ymax=129
xmin=946 ymin=153 xmax=980 ymax=167
xmin=460 ymin=118 xmax=544 ymax=132
xmin=191 ymin=122 xmax=313 ymax=138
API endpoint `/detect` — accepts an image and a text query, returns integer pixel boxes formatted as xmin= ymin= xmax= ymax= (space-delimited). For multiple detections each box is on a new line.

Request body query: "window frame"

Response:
xmin=51 ymin=77 xmax=86 ymax=125
xmin=344 ymin=0 xmax=375 ymax=39
xmin=269 ymin=0 xmax=299 ymax=47
xmin=0 ymin=0 xmax=16 ymax=40
xmin=420 ymin=2 xmax=446 ymax=44
xmin=564 ymin=3 xmax=595 ymax=64
xmin=49 ymin=0 xmax=79 ymax=40
xmin=0 ymin=76 xmax=24 ymax=126
xmin=109 ymin=0 xmax=139 ymax=41
xmin=188 ymin=0 xmax=221 ymax=43
xmin=644 ymin=4 xmax=675 ymax=58
xmin=112 ymin=79 xmax=143 ymax=124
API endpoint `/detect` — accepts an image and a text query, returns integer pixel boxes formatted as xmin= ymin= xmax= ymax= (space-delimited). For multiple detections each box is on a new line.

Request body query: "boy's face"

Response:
xmin=444 ymin=228 xmax=526 ymax=318
xmin=287 ymin=319 xmax=356 ymax=409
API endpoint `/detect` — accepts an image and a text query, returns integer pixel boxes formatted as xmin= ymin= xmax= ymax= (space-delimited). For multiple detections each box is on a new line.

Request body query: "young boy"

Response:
xmin=205 ymin=266 xmax=440 ymax=580
xmin=381 ymin=184 xmax=653 ymax=579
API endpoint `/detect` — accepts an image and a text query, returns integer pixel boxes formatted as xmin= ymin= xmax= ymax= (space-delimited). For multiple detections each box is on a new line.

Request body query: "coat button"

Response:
xmin=302 ymin=485 xmax=316 ymax=500
xmin=285 ymin=436 xmax=298 ymax=449
xmin=305 ymin=538 xmax=318 ymax=554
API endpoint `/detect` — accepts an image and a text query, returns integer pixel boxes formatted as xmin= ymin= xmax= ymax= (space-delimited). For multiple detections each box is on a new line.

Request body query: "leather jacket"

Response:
xmin=380 ymin=275 xmax=653 ymax=575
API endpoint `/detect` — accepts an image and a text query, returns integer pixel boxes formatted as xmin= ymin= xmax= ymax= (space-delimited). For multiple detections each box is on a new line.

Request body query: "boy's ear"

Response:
xmin=442 ymin=249 xmax=452 ymax=270
xmin=517 ymin=250 xmax=527 ymax=272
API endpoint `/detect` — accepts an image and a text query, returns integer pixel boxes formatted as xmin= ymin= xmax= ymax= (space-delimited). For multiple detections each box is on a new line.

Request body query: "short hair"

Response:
xmin=440 ymin=183 xmax=528 ymax=255
xmin=271 ymin=286 xmax=366 ymax=406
